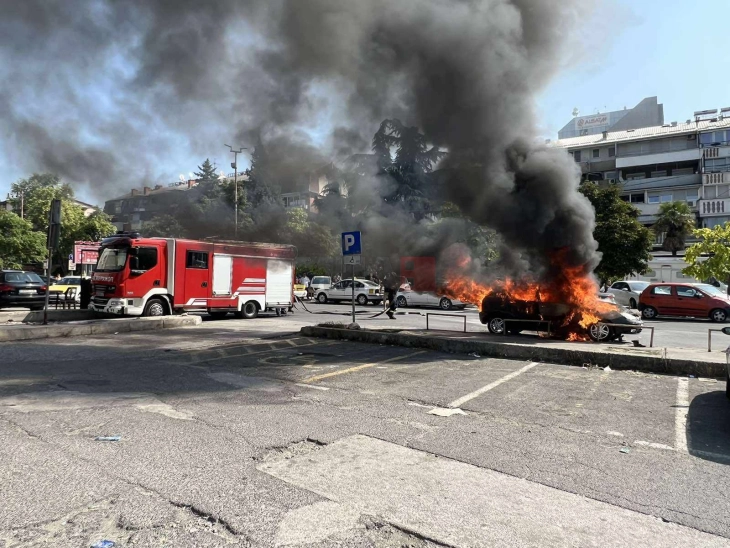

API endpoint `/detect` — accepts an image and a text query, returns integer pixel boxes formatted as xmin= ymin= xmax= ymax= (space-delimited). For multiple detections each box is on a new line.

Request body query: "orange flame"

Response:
xmin=441 ymin=249 xmax=612 ymax=339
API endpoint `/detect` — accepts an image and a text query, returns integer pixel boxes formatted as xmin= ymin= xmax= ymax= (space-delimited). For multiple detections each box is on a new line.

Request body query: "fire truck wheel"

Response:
xmin=143 ymin=298 xmax=166 ymax=317
xmin=241 ymin=301 xmax=259 ymax=319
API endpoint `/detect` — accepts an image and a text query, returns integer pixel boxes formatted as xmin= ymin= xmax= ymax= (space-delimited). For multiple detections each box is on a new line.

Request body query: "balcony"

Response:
xmin=700 ymin=199 xmax=730 ymax=217
xmin=703 ymin=172 xmax=730 ymax=185
xmin=703 ymin=147 xmax=730 ymax=159
xmin=616 ymin=148 xmax=701 ymax=169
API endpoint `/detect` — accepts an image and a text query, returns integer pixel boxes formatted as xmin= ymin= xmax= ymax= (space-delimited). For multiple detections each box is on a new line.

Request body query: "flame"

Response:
xmin=442 ymin=249 xmax=614 ymax=340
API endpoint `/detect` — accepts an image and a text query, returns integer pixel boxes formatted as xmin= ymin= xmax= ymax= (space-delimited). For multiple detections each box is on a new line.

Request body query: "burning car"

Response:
xmin=478 ymin=292 xmax=643 ymax=342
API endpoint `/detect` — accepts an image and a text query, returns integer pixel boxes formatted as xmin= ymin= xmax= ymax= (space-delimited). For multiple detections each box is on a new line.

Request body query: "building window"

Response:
xmin=186 ymin=251 xmax=209 ymax=269
xmin=630 ymin=193 xmax=645 ymax=203
xmin=661 ymin=194 xmax=673 ymax=202
xmin=573 ymin=150 xmax=581 ymax=162
xmin=608 ymin=147 xmax=615 ymax=157
xmin=604 ymin=170 xmax=618 ymax=180
xmin=626 ymin=173 xmax=645 ymax=180
xmin=672 ymin=167 xmax=694 ymax=176
xmin=648 ymin=196 xmax=660 ymax=204
xmin=592 ymin=149 xmax=600 ymax=159
xmin=650 ymin=170 xmax=667 ymax=178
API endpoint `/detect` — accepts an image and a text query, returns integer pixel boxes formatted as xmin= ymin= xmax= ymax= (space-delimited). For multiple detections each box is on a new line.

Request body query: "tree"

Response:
xmin=142 ymin=215 xmax=188 ymax=238
xmin=244 ymin=138 xmax=279 ymax=208
xmin=683 ymin=223 xmax=730 ymax=283
xmin=579 ymin=182 xmax=653 ymax=285
xmin=0 ymin=210 xmax=47 ymax=269
xmin=654 ymin=201 xmax=695 ymax=256
xmin=194 ymin=158 xmax=220 ymax=184
xmin=279 ymin=208 xmax=338 ymax=257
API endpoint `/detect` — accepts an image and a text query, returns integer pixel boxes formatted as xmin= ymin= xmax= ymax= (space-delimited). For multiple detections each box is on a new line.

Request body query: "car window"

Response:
xmin=612 ymin=282 xmax=627 ymax=290
xmin=651 ymin=285 xmax=672 ymax=295
xmin=628 ymin=281 xmax=649 ymax=292
xmin=697 ymin=284 xmax=725 ymax=297
xmin=4 ymin=272 xmax=43 ymax=283
xmin=676 ymin=286 xmax=698 ymax=297
xmin=355 ymin=282 xmax=365 ymax=288
xmin=332 ymin=282 xmax=342 ymax=290
xmin=312 ymin=277 xmax=330 ymax=284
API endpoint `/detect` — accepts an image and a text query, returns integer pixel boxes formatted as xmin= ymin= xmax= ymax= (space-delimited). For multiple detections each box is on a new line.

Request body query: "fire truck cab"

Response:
xmin=90 ymin=233 xmax=296 ymax=318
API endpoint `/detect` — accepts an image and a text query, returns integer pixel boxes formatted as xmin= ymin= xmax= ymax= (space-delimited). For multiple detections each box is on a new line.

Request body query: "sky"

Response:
xmin=1 ymin=0 xmax=728 ymax=207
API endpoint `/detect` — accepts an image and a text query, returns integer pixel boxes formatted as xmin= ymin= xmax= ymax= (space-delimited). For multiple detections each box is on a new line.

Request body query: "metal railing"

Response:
xmin=597 ymin=322 xmax=654 ymax=347
xmin=425 ymin=313 xmax=467 ymax=333
xmin=707 ymin=328 xmax=729 ymax=352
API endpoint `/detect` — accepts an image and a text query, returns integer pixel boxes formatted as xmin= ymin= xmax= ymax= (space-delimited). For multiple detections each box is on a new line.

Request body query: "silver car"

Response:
xmin=607 ymin=281 xmax=650 ymax=309
xmin=395 ymin=289 xmax=466 ymax=310
xmin=316 ymin=279 xmax=382 ymax=305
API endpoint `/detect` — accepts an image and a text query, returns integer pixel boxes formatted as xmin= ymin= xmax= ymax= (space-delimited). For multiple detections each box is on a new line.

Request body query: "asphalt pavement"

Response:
xmin=1 ymin=314 xmax=730 ymax=547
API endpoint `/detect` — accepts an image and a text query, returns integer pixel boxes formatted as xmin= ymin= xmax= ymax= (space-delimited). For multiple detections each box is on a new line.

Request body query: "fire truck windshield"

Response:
xmin=96 ymin=247 xmax=128 ymax=272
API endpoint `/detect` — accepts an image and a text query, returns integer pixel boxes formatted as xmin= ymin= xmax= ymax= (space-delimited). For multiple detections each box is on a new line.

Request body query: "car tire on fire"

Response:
xmin=487 ymin=317 xmax=506 ymax=335
xmin=588 ymin=322 xmax=611 ymax=342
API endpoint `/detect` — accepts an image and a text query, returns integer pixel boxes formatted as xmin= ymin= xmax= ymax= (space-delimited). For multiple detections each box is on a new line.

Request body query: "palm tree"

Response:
xmin=654 ymin=201 xmax=696 ymax=256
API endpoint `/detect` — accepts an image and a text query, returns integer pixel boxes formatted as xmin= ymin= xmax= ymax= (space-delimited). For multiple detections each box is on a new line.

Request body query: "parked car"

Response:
xmin=639 ymin=283 xmax=730 ymax=322
xmin=51 ymin=276 xmax=85 ymax=302
xmin=293 ymin=283 xmax=307 ymax=299
xmin=395 ymin=289 xmax=466 ymax=310
xmin=479 ymin=292 xmax=642 ymax=342
xmin=607 ymin=281 xmax=650 ymax=309
xmin=0 ymin=270 xmax=47 ymax=310
xmin=310 ymin=276 xmax=332 ymax=292
xmin=316 ymin=279 xmax=382 ymax=305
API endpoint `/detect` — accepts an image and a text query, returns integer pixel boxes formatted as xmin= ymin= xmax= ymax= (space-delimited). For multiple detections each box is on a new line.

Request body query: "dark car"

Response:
xmin=0 ymin=270 xmax=47 ymax=310
xmin=479 ymin=293 xmax=642 ymax=342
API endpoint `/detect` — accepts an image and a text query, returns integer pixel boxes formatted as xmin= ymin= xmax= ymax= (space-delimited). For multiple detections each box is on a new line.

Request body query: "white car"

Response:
xmin=395 ymin=289 xmax=466 ymax=311
xmin=310 ymin=276 xmax=332 ymax=292
xmin=316 ymin=279 xmax=382 ymax=305
xmin=607 ymin=281 xmax=651 ymax=309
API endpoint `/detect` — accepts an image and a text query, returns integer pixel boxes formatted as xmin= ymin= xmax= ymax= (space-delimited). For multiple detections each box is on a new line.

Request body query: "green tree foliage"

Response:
xmin=0 ymin=210 xmax=47 ymax=269
xmin=142 ymin=215 xmax=188 ymax=238
xmin=683 ymin=223 xmax=730 ymax=283
xmin=193 ymin=158 xmax=220 ymax=184
xmin=244 ymin=138 xmax=279 ymax=208
xmin=8 ymin=173 xmax=115 ymax=272
xmin=654 ymin=201 xmax=696 ymax=256
xmin=279 ymin=208 xmax=338 ymax=258
xmin=579 ymin=182 xmax=653 ymax=284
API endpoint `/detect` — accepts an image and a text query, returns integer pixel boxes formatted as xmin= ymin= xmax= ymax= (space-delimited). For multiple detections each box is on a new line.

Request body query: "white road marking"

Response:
xmin=448 ymin=362 xmax=539 ymax=409
xmin=295 ymin=383 xmax=330 ymax=391
xmin=675 ymin=377 xmax=689 ymax=453
xmin=428 ymin=407 xmax=467 ymax=417
xmin=634 ymin=440 xmax=675 ymax=451
xmin=606 ymin=431 xmax=624 ymax=437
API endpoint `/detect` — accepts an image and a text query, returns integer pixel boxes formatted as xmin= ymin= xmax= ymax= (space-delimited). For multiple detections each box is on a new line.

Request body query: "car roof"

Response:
xmin=646 ymin=282 xmax=702 ymax=286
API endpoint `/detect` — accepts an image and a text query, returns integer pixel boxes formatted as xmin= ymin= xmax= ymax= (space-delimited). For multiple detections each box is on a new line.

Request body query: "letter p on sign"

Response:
xmin=341 ymin=231 xmax=361 ymax=255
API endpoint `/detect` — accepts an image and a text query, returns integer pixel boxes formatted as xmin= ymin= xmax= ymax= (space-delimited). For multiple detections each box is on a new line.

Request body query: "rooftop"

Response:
xmin=551 ymin=118 xmax=730 ymax=149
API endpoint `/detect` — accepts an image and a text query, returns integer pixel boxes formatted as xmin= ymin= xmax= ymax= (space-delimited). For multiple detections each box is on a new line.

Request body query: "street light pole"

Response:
xmin=224 ymin=144 xmax=248 ymax=238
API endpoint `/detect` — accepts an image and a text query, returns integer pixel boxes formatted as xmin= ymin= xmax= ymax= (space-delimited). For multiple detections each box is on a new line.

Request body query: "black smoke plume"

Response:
xmin=1 ymin=0 xmax=599 ymax=279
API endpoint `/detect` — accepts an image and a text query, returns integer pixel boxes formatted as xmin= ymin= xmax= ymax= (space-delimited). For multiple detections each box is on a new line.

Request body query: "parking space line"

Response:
xmin=448 ymin=362 xmax=539 ymax=408
xmin=675 ymin=377 xmax=689 ymax=453
xmin=301 ymin=351 xmax=426 ymax=384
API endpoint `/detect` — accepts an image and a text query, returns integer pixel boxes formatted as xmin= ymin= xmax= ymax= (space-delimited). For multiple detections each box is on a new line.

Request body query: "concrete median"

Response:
xmin=300 ymin=325 xmax=726 ymax=378
xmin=0 ymin=315 xmax=202 ymax=342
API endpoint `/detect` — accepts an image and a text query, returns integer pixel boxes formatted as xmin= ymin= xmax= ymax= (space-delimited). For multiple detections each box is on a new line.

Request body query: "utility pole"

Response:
xmin=224 ymin=144 xmax=248 ymax=238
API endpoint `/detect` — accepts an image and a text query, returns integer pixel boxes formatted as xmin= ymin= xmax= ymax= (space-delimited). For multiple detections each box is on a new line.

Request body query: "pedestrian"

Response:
xmin=383 ymin=270 xmax=399 ymax=320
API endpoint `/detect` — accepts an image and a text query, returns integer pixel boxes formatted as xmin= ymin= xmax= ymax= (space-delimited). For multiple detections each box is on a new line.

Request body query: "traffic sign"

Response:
xmin=344 ymin=255 xmax=361 ymax=265
xmin=68 ymin=261 xmax=76 ymax=270
xmin=69 ymin=254 xmax=74 ymax=261
xmin=341 ymin=231 xmax=361 ymax=255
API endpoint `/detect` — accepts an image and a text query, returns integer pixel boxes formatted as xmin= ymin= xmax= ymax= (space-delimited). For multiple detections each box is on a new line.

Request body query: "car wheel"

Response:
xmin=629 ymin=298 xmax=637 ymax=309
xmin=317 ymin=293 xmax=327 ymax=304
xmin=710 ymin=308 xmax=728 ymax=323
xmin=357 ymin=294 xmax=368 ymax=305
xmin=241 ymin=301 xmax=258 ymax=319
xmin=487 ymin=317 xmax=506 ymax=334
xmin=143 ymin=298 xmax=166 ymax=317
xmin=588 ymin=322 xmax=611 ymax=342
xmin=641 ymin=306 xmax=657 ymax=320
xmin=439 ymin=297 xmax=453 ymax=310
xmin=396 ymin=296 xmax=408 ymax=308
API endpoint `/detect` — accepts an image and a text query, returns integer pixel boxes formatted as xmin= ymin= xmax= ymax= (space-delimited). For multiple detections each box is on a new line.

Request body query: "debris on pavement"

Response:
xmin=428 ymin=407 xmax=467 ymax=417
xmin=91 ymin=541 xmax=116 ymax=548
xmin=468 ymin=352 xmax=481 ymax=358
xmin=603 ymin=366 xmax=612 ymax=371
xmin=619 ymin=447 xmax=630 ymax=454
xmin=94 ymin=435 xmax=121 ymax=442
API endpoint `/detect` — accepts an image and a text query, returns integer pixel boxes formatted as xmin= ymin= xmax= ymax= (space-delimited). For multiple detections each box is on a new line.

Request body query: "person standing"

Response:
xmin=383 ymin=270 xmax=399 ymax=320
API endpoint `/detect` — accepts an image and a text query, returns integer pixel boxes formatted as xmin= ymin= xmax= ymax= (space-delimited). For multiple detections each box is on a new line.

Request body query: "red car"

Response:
xmin=639 ymin=283 xmax=730 ymax=322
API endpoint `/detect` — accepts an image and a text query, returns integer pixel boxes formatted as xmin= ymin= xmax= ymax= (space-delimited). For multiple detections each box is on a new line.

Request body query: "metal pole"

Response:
xmin=43 ymin=245 xmax=51 ymax=325
xmin=351 ymin=263 xmax=356 ymax=324
xmin=234 ymin=150 xmax=238 ymax=238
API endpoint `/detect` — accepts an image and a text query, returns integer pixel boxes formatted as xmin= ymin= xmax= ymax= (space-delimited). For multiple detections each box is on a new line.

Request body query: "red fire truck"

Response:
xmin=90 ymin=233 xmax=296 ymax=318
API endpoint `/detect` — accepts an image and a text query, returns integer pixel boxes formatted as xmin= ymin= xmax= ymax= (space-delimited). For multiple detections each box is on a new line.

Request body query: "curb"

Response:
xmin=0 ymin=315 xmax=202 ymax=342
xmin=300 ymin=326 xmax=725 ymax=378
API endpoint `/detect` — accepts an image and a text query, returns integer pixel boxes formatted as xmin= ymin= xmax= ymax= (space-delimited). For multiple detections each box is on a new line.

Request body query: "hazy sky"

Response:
xmin=1 ymin=0 xmax=728 ymax=205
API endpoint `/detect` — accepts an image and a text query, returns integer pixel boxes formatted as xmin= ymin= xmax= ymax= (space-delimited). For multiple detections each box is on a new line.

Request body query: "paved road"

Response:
xmin=1 ymin=322 xmax=729 ymax=546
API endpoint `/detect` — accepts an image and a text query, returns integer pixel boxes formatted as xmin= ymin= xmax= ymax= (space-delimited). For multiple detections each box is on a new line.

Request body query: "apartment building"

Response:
xmin=281 ymin=163 xmax=342 ymax=211
xmin=557 ymin=96 xmax=664 ymax=140
xmin=552 ymin=113 xmax=730 ymax=240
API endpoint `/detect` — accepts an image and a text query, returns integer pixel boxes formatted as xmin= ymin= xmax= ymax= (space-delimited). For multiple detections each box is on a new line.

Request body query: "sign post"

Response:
xmin=44 ymin=199 xmax=62 ymax=325
xmin=341 ymin=231 xmax=362 ymax=325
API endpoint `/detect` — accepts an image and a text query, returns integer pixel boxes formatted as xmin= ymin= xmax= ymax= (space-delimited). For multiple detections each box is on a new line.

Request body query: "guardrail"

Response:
xmin=425 ymin=313 xmax=467 ymax=333
xmin=707 ymin=328 xmax=728 ymax=352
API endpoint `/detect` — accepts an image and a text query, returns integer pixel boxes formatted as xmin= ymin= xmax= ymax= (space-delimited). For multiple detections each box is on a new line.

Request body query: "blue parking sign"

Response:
xmin=341 ymin=231 xmax=361 ymax=255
